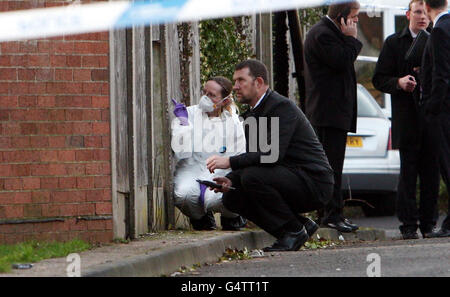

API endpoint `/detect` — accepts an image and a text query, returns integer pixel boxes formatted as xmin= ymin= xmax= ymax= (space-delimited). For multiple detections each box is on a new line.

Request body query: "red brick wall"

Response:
xmin=0 ymin=0 xmax=112 ymax=244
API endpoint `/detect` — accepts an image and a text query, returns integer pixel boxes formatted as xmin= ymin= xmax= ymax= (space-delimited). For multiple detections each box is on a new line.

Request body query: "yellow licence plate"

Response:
xmin=347 ymin=136 xmax=363 ymax=147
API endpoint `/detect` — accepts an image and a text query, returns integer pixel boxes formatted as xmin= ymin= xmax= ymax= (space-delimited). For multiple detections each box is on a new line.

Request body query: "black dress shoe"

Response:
xmin=420 ymin=225 xmax=438 ymax=238
xmin=400 ymin=225 xmax=419 ymax=240
xmin=342 ymin=217 xmax=359 ymax=231
xmin=263 ymin=227 xmax=309 ymax=252
xmin=302 ymin=218 xmax=319 ymax=237
xmin=221 ymin=215 xmax=247 ymax=231
xmin=322 ymin=218 xmax=353 ymax=233
xmin=429 ymin=227 xmax=450 ymax=238
xmin=401 ymin=230 xmax=419 ymax=239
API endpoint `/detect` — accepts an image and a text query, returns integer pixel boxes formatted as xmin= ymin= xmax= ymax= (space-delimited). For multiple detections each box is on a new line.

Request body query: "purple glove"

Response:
xmin=171 ymin=98 xmax=189 ymax=126
xmin=199 ymin=183 xmax=207 ymax=207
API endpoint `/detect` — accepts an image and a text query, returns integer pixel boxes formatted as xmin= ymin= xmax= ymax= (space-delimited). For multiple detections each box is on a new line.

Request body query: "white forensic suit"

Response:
xmin=171 ymin=105 xmax=246 ymax=220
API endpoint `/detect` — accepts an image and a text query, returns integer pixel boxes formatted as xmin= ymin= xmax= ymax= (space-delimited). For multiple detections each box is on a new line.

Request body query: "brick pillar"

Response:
xmin=0 ymin=0 xmax=113 ymax=244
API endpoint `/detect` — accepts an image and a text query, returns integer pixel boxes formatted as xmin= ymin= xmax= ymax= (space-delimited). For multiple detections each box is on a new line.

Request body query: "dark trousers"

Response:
xmin=438 ymin=111 xmax=450 ymax=229
xmin=396 ymin=114 xmax=440 ymax=230
xmin=222 ymin=165 xmax=324 ymax=238
xmin=313 ymin=126 xmax=347 ymax=220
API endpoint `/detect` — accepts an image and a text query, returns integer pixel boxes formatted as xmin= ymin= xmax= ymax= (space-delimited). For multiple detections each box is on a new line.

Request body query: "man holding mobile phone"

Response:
xmin=303 ymin=1 xmax=362 ymax=233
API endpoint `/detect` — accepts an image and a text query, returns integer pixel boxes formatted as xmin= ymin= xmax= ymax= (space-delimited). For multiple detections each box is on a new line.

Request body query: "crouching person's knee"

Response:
xmin=204 ymin=194 xmax=238 ymax=219
xmin=174 ymin=189 xmax=204 ymax=220
xmin=240 ymin=167 xmax=264 ymax=190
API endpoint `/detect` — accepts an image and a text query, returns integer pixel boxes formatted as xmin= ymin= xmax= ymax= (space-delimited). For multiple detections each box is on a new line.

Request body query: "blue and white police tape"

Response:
xmin=0 ymin=0 xmax=410 ymax=42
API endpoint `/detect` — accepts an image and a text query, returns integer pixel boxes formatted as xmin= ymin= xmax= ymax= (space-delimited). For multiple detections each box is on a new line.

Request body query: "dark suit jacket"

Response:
xmin=372 ymin=27 xmax=422 ymax=150
xmin=304 ymin=16 xmax=362 ymax=133
xmin=421 ymin=14 xmax=450 ymax=116
xmin=227 ymin=89 xmax=334 ymax=204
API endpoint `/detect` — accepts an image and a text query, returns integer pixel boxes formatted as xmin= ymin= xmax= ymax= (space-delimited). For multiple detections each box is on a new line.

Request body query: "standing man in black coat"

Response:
xmin=206 ymin=60 xmax=335 ymax=251
xmin=421 ymin=0 xmax=450 ymax=237
xmin=373 ymin=0 xmax=440 ymax=239
xmin=304 ymin=1 xmax=362 ymax=233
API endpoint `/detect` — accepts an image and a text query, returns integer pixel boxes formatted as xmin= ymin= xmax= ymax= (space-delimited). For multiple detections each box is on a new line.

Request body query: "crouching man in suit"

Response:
xmin=205 ymin=60 xmax=334 ymax=251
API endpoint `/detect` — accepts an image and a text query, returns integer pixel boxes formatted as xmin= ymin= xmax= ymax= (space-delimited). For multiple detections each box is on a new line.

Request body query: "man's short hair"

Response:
xmin=327 ymin=1 xmax=360 ymax=20
xmin=424 ymin=0 xmax=447 ymax=9
xmin=409 ymin=0 xmax=425 ymax=11
xmin=235 ymin=59 xmax=269 ymax=85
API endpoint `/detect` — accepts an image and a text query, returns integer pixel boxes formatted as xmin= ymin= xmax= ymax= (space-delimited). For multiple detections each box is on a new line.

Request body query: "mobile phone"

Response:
xmin=337 ymin=6 xmax=351 ymax=25
xmin=338 ymin=14 xmax=348 ymax=25
xmin=196 ymin=179 xmax=235 ymax=190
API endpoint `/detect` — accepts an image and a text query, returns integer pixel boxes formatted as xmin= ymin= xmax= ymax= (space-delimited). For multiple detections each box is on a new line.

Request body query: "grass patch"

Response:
xmin=0 ymin=239 xmax=91 ymax=273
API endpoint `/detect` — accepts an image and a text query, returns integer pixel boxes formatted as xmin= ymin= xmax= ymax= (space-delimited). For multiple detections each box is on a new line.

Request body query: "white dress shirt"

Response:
xmin=252 ymin=91 xmax=267 ymax=110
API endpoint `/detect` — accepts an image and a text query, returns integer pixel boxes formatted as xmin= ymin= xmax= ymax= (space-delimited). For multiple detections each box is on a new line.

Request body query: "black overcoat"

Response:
xmin=304 ymin=16 xmax=362 ymax=133
xmin=373 ymin=27 xmax=422 ymax=150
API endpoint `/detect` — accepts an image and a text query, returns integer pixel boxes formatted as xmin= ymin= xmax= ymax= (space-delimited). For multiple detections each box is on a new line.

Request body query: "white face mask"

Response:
xmin=198 ymin=95 xmax=229 ymax=113
xmin=198 ymin=95 xmax=215 ymax=112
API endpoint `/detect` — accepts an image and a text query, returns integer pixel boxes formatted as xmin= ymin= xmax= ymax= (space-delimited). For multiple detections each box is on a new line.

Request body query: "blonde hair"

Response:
xmin=221 ymin=96 xmax=239 ymax=116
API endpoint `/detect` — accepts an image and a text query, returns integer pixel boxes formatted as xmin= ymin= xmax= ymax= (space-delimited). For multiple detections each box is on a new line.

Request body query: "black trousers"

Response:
xmin=313 ymin=126 xmax=347 ymax=219
xmin=222 ymin=165 xmax=324 ymax=238
xmin=396 ymin=114 xmax=440 ymax=230
xmin=438 ymin=111 xmax=450 ymax=229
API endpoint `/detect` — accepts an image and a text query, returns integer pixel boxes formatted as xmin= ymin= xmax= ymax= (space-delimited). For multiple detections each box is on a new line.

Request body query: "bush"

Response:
xmin=199 ymin=17 xmax=253 ymax=85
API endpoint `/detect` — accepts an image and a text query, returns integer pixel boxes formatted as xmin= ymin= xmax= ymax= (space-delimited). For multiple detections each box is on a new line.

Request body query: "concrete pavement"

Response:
xmin=82 ymin=227 xmax=387 ymax=277
xmin=186 ymin=237 xmax=450 ymax=277
xmin=0 ymin=224 xmax=390 ymax=277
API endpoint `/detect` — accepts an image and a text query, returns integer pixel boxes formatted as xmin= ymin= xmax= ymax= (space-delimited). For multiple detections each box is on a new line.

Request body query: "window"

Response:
xmin=355 ymin=8 xmax=409 ymax=118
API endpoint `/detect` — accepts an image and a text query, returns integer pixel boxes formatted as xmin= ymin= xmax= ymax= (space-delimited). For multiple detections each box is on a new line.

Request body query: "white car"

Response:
xmin=342 ymin=84 xmax=400 ymax=216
